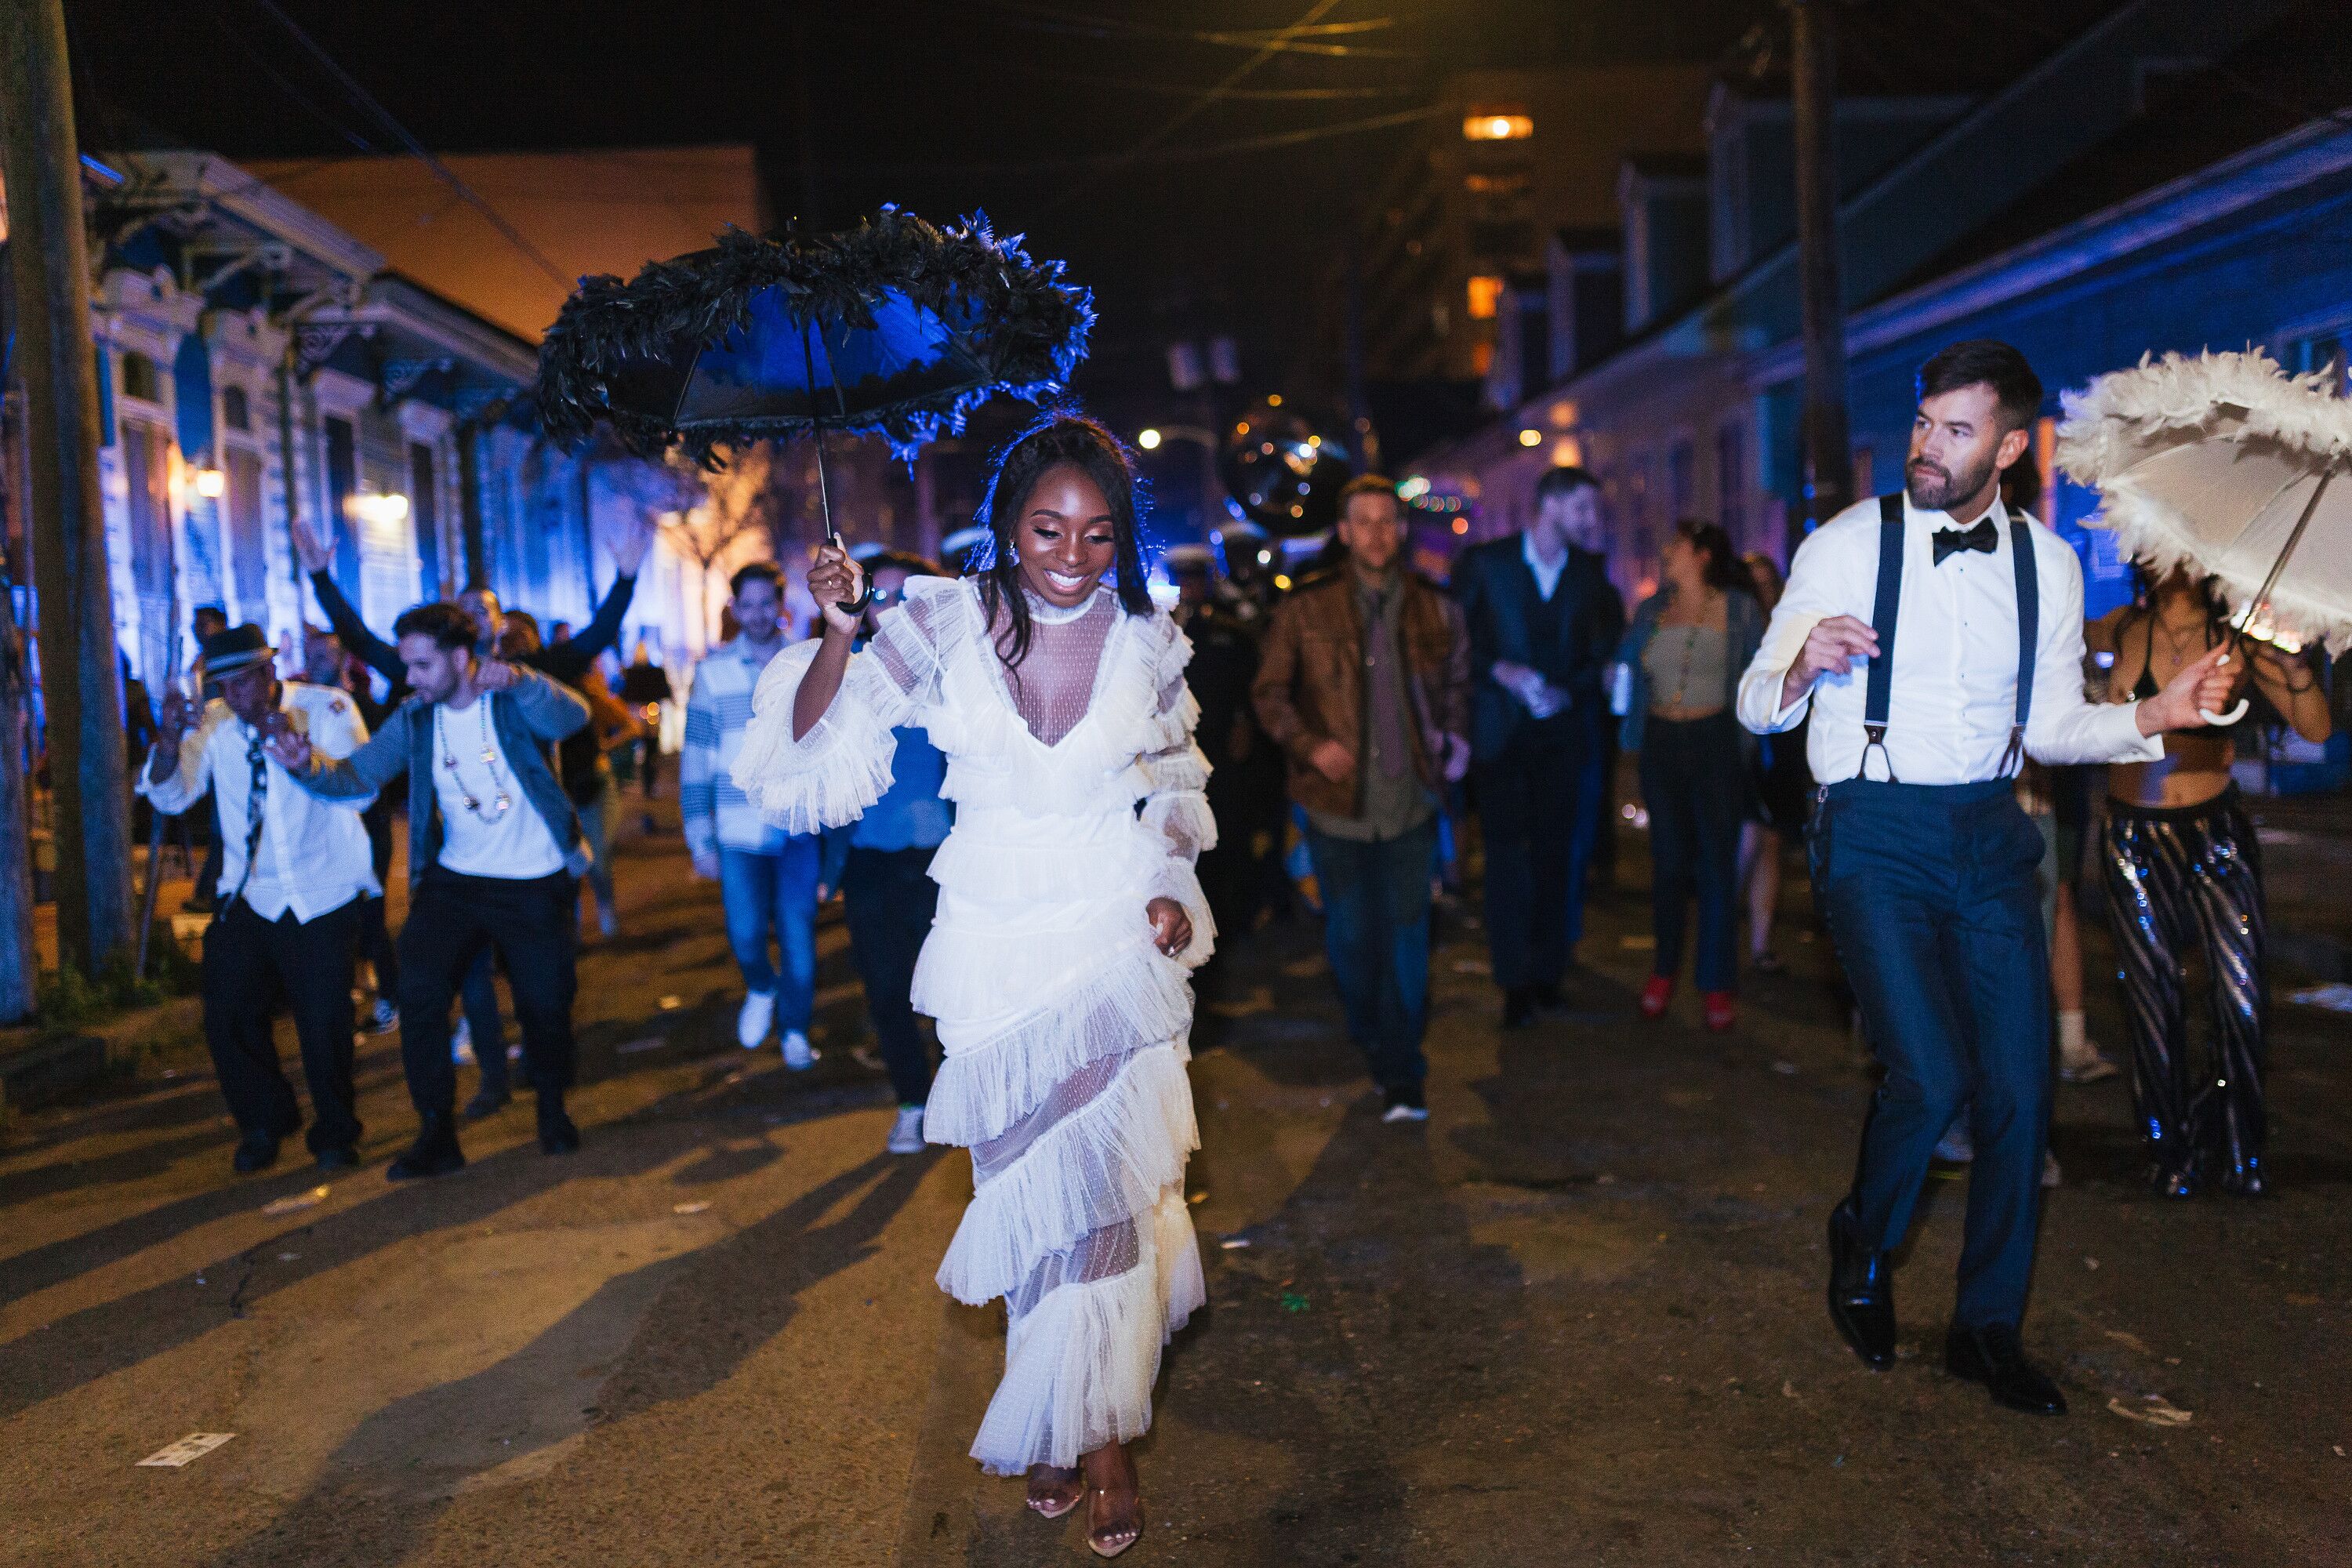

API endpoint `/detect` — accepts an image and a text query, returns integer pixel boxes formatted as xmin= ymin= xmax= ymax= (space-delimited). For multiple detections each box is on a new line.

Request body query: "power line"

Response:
xmin=203 ymin=0 xmax=376 ymax=154
xmin=1048 ymin=0 xmax=1349 ymax=209
xmin=245 ymin=0 xmax=573 ymax=289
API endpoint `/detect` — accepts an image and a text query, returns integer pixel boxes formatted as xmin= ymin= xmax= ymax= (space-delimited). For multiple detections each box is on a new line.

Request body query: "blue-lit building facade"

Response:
xmin=13 ymin=150 xmax=701 ymax=697
xmin=1409 ymin=0 xmax=2343 ymax=626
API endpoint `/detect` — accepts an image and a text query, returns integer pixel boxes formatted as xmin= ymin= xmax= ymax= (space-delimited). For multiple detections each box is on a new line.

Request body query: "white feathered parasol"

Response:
xmin=2057 ymin=350 xmax=2352 ymax=677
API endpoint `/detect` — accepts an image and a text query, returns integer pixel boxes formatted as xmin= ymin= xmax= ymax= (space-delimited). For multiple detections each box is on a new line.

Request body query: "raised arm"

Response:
xmin=1737 ymin=523 xmax=1873 ymax=735
xmin=731 ymin=558 xmax=943 ymax=836
xmin=137 ymin=697 xmax=218 ymax=815
xmin=294 ymin=517 xmax=405 ymax=684
xmin=505 ymin=666 xmax=593 ymax=742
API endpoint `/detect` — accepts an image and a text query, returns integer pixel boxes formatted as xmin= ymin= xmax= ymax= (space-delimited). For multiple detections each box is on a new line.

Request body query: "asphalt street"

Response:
xmin=3 ymin=807 xmax=2348 ymax=1566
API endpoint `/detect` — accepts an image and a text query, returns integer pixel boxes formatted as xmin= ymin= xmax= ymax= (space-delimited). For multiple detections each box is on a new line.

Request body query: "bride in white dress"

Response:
xmin=731 ymin=414 xmax=1210 ymax=1557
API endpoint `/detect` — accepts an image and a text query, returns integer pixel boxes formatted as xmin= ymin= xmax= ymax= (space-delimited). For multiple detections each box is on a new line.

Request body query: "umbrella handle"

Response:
xmin=2198 ymin=699 xmax=2251 ymax=727
xmin=802 ymin=322 xmax=875 ymax=615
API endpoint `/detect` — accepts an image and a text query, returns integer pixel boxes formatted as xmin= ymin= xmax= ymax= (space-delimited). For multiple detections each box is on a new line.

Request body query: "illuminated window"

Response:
xmin=1463 ymin=111 xmax=1534 ymax=142
xmin=1465 ymin=276 xmax=1504 ymax=321
xmin=1470 ymin=341 xmax=1494 ymax=376
xmin=1552 ymin=437 xmax=1582 ymax=467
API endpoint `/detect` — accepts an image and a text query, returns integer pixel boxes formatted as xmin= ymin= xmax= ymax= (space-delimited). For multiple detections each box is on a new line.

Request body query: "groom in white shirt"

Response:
xmin=1739 ymin=340 xmax=2234 ymax=1413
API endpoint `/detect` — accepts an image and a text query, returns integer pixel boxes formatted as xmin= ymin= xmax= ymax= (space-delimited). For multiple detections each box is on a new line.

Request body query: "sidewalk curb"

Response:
xmin=0 ymin=994 xmax=205 ymax=1112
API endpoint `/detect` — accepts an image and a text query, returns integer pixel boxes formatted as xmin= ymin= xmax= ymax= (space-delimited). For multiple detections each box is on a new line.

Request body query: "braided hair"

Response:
xmin=971 ymin=411 xmax=1155 ymax=671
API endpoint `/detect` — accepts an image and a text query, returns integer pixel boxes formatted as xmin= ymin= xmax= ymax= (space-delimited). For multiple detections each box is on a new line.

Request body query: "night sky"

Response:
xmin=66 ymin=0 xmax=1766 ymax=419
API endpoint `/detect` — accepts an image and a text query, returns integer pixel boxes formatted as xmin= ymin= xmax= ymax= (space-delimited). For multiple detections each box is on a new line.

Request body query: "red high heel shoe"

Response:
xmin=1639 ymin=976 xmax=1674 ymax=1018
xmin=1702 ymin=991 xmax=1737 ymax=1032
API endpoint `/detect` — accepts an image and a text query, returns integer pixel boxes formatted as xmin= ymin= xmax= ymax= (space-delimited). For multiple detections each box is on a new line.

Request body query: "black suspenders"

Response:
xmin=1854 ymin=493 xmax=2038 ymax=783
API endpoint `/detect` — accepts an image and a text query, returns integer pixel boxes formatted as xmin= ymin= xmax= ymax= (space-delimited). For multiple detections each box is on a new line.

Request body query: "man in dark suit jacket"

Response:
xmin=1453 ymin=465 xmax=1625 ymax=1025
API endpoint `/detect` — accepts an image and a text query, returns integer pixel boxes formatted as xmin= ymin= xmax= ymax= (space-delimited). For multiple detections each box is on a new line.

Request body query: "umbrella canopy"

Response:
xmin=2057 ymin=349 xmax=2352 ymax=655
xmin=535 ymin=209 xmax=1092 ymax=466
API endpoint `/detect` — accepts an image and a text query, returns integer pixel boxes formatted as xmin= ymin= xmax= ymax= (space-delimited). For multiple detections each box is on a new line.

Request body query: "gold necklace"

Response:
xmin=436 ymin=702 xmax=512 ymax=822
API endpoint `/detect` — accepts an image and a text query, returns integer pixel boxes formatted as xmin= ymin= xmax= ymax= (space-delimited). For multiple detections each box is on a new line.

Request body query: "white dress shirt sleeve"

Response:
xmin=304 ymin=688 xmax=375 ymax=786
xmin=2022 ymin=530 xmax=2164 ymax=767
xmin=136 ymin=707 xmax=220 ymax=815
xmin=1738 ymin=521 xmax=1849 ymax=735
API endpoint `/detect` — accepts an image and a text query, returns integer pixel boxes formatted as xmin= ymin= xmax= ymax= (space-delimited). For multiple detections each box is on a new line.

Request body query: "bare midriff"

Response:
xmin=2107 ymin=614 xmax=2232 ymax=809
xmin=2108 ymin=731 xmax=2234 ymax=810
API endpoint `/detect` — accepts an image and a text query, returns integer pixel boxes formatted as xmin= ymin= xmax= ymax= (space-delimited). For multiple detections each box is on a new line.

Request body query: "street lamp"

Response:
xmin=1137 ymin=427 xmax=1163 ymax=450
xmin=192 ymin=467 xmax=227 ymax=499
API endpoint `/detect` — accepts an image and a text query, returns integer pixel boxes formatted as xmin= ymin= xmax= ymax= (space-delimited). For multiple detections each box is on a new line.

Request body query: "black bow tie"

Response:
xmin=1933 ymin=517 xmax=1998 ymax=565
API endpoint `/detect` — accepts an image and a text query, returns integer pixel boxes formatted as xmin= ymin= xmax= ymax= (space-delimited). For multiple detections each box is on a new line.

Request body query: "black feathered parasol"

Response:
xmin=534 ymin=208 xmax=1093 ymax=469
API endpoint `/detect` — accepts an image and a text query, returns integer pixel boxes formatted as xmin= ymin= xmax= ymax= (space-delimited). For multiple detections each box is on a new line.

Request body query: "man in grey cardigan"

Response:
xmin=270 ymin=602 xmax=592 ymax=1179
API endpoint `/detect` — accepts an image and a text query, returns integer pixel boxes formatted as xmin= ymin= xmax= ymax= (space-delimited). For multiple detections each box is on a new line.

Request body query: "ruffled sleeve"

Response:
xmin=1135 ymin=618 xmax=1218 ymax=965
xmin=730 ymin=595 xmax=945 ymax=836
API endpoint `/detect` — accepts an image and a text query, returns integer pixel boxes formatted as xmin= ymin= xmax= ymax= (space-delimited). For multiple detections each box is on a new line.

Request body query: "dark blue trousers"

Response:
xmin=1809 ymin=779 xmax=2052 ymax=1328
xmin=1305 ymin=817 xmax=1437 ymax=1093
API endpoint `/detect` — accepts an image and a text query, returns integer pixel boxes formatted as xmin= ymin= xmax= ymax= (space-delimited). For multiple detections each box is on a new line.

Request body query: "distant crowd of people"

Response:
xmin=136 ymin=342 xmax=2330 ymax=1449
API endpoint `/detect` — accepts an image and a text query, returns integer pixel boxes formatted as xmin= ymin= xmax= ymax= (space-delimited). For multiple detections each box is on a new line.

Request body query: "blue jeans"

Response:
xmin=1810 ymin=779 xmax=2051 ymax=1328
xmin=1305 ymin=818 xmax=1437 ymax=1093
xmin=720 ymin=840 xmax=821 ymax=1032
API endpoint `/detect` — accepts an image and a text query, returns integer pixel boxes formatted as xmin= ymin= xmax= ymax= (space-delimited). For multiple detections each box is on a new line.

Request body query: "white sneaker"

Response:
xmin=780 ymin=1029 xmax=817 ymax=1072
xmin=1933 ymin=1123 xmax=1975 ymax=1163
xmin=886 ymin=1105 xmax=926 ymax=1155
xmin=737 ymin=990 xmax=775 ymax=1050
xmin=451 ymin=1015 xmax=475 ymax=1065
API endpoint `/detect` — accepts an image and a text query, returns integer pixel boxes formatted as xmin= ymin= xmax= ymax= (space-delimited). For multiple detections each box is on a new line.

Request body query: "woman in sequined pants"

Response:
xmin=2100 ymin=790 xmax=2269 ymax=1193
xmin=2095 ymin=568 xmax=2332 ymax=1196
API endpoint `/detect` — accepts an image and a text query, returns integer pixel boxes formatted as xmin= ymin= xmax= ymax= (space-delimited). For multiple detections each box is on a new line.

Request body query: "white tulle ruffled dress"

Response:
xmin=731 ymin=575 xmax=1212 ymax=1474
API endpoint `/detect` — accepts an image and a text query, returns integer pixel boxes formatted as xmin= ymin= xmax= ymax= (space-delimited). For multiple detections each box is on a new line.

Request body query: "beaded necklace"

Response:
xmin=434 ymin=700 xmax=513 ymax=822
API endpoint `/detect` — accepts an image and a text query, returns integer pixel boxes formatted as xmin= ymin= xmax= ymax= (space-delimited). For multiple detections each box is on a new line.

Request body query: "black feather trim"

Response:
xmin=532 ymin=207 xmax=1092 ymax=467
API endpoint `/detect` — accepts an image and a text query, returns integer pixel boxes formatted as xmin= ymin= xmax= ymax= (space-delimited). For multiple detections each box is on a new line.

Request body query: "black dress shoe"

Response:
xmin=463 ymin=1087 xmax=513 ymax=1121
xmin=231 ymin=1134 xmax=281 ymax=1174
xmin=314 ymin=1145 xmax=360 ymax=1172
xmin=387 ymin=1116 xmax=466 ymax=1181
xmin=1826 ymin=1203 xmax=1896 ymax=1369
xmin=1502 ymin=987 xmax=1537 ymax=1029
xmin=536 ymin=1094 xmax=580 ymax=1155
xmin=1945 ymin=1322 xmax=2067 ymax=1414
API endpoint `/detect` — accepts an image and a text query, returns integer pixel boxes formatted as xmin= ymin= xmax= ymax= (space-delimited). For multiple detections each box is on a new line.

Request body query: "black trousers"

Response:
xmin=201 ymin=896 xmax=363 ymax=1153
xmin=395 ymin=866 xmax=579 ymax=1120
xmin=842 ymin=845 xmax=940 ymax=1106
xmin=1476 ymin=712 xmax=1602 ymax=993
xmin=1639 ymin=713 xmax=1746 ymax=993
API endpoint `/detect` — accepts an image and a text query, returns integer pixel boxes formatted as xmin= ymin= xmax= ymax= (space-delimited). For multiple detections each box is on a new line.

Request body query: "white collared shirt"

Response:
xmin=1521 ymin=531 xmax=1566 ymax=603
xmin=139 ymin=681 xmax=379 ymax=922
xmin=1737 ymin=492 xmax=2161 ymax=785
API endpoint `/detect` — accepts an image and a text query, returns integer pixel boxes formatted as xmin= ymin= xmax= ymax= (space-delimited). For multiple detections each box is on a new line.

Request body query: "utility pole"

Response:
xmin=0 ymin=0 xmax=134 ymax=975
xmin=1789 ymin=0 xmax=1854 ymax=543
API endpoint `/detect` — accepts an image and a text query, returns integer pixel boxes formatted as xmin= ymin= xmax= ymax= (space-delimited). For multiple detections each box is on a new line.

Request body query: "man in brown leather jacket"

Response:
xmin=1254 ymin=475 xmax=1470 ymax=1120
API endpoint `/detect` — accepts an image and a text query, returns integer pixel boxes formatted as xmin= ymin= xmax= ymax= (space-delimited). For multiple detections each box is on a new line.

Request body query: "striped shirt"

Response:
xmin=681 ymin=635 xmax=794 ymax=856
